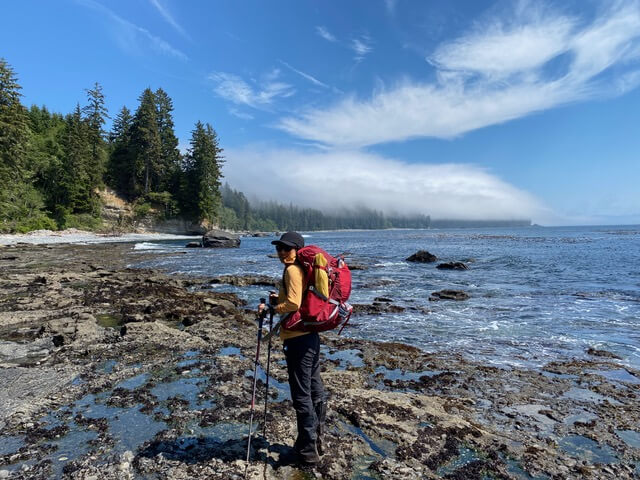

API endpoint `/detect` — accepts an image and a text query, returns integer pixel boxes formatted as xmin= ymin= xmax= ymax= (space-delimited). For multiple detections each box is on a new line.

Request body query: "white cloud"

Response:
xmin=428 ymin=10 xmax=575 ymax=78
xmin=223 ymin=147 xmax=549 ymax=222
xmin=278 ymin=1 xmax=640 ymax=148
xmin=77 ymin=0 xmax=188 ymax=60
xmin=229 ymin=108 xmax=254 ymax=120
xmin=279 ymin=60 xmax=329 ymax=88
xmin=351 ymin=35 xmax=373 ymax=62
xmin=316 ymin=26 xmax=337 ymax=42
xmin=149 ymin=0 xmax=190 ymax=40
xmin=208 ymin=71 xmax=295 ymax=108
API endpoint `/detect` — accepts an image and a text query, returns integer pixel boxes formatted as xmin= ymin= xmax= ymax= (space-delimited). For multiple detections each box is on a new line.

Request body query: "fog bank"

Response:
xmin=223 ymin=147 xmax=548 ymax=222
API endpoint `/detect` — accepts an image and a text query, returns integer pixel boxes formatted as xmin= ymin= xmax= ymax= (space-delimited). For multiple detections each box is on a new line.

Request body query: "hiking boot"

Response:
xmin=314 ymin=401 xmax=326 ymax=456
xmin=296 ymin=442 xmax=320 ymax=464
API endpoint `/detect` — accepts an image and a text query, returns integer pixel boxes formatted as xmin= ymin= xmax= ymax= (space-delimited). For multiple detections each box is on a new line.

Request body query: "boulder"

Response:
xmin=436 ymin=262 xmax=469 ymax=270
xmin=202 ymin=230 xmax=240 ymax=248
xmin=406 ymin=250 xmax=437 ymax=263
xmin=429 ymin=289 xmax=470 ymax=301
xmin=353 ymin=302 xmax=406 ymax=315
xmin=347 ymin=262 xmax=368 ymax=271
xmin=185 ymin=242 xmax=201 ymax=248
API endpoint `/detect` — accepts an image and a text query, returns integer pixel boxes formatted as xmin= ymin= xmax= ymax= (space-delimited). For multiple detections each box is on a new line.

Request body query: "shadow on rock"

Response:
xmin=136 ymin=436 xmax=298 ymax=469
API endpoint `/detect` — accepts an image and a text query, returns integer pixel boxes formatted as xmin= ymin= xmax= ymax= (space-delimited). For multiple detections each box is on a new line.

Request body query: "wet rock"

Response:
xmin=406 ymin=250 xmax=437 ymax=263
xmin=374 ymin=296 xmax=394 ymax=303
xmin=436 ymin=262 xmax=469 ymax=270
xmin=185 ymin=242 xmax=201 ymax=248
xmin=3 ymin=242 xmax=640 ymax=480
xmin=586 ymin=348 xmax=622 ymax=360
xmin=201 ymin=230 xmax=240 ymax=248
xmin=182 ymin=316 xmax=197 ymax=327
xmin=429 ymin=290 xmax=470 ymax=301
xmin=361 ymin=278 xmax=397 ymax=289
xmin=353 ymin=303 xmax=406 ymax=314
xmin=347 ymin=262 xmax=369 ymax=271
xmin=209 ymin=275 xmax=278 ymax=287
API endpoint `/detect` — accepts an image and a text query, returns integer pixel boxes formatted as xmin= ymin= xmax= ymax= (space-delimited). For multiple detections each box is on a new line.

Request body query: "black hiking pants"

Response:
xmin=283 ymin=332 xmax=326 ymax=458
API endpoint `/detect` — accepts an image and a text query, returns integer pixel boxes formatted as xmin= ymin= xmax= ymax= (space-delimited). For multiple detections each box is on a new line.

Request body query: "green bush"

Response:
xmin=62 ymin=213 xmax=103 ymax=231
xmin=14 ymin=215 xmax=58 ymax=233
xmin=145 ymin=191 xmax=178 ymax=218
xmin=133 ymin=202 xmax=152 ymax=219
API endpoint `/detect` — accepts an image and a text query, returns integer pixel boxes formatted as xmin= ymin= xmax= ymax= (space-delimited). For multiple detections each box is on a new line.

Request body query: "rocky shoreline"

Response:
xmin=0 ymin=243 xmax=639 ymax=479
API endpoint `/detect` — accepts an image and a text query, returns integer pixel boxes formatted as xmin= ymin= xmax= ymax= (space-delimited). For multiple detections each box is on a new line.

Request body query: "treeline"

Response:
xmin=1 ymin=58 xmax=434 ymax=234
xmin=0 ymin=58 xmax=222 ymax=233
xmin=219 ymin=184 xmax=432 ymax=231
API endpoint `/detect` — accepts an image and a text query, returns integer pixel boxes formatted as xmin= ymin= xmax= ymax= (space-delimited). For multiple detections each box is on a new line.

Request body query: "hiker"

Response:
xmin=270 ymin=231 xmax=326 ymax=464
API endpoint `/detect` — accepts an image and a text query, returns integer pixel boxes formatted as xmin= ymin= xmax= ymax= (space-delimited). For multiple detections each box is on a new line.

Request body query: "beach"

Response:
xmin=0 ymin=240 xmax=639 ymax=479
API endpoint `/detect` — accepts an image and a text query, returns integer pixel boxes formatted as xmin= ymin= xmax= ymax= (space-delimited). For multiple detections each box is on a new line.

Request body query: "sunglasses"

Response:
xmin=275 ymin=245 xmax=293 ymax=252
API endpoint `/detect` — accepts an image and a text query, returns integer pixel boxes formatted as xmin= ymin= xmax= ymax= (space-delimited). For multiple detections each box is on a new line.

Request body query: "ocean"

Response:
xmin=131 ymin=225 xmax=640 ymax=370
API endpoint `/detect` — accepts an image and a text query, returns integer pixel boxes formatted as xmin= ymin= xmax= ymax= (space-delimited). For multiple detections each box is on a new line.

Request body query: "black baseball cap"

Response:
xmin=271 ymin=231 xmax=305 ymax=249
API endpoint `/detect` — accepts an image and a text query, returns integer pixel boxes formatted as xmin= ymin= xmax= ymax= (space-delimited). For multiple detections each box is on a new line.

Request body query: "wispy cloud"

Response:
xmin=208 ymin=71 xmax=295 ymax=108
xmin=279 ymin=60 xmax=329 ymax=88
xmin=351 ymin=35 xmax=373 ymax=62
xmin=316 ymin=25 xmax=337 ymax=42
xmin=223 ymin=147 xmax=549 ymax=221
xmin=428 ymin=8 xmax=576 ymax=79
xmin=279 ymin=1 xmax=640 ymax=148
xmin=148 ymin=0 xmax=190 ymax=40
xmin=384 ymin=0 xmax=399 ymax=15
xmin=229 ymin=108 xmax=254 ymax=120
xmin=77 ymin=0 xmax=187 ymax=60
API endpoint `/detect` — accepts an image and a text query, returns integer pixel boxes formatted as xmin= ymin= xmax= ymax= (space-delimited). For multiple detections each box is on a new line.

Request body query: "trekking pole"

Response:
xmin=262 ymin=304 xmax=275 ymax=438
xmin=245 ymin=299 xmax=267 ymax=475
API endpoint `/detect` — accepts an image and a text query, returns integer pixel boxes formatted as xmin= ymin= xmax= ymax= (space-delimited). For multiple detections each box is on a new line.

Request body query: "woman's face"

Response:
xmin=276 ymin=244 xmax=294 ymax=262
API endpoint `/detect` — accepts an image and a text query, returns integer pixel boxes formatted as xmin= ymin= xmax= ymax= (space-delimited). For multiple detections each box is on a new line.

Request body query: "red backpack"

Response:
xmin=282 ymin=245 xmax=353 ymax=334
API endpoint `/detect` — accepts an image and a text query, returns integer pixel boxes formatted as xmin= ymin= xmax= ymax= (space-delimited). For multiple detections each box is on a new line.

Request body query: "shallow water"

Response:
xmin=131 ymin=226 xmax=640 ymax=369
xmin=558 ymin=435 xmax=619 ymax=464
xmin=616 ymin=430 xmax=640 ymax=448
xmin=321 ymin=346 xmax=364 ymax=370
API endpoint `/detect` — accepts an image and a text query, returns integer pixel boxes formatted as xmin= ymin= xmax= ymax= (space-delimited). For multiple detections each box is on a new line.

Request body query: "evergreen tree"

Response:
xmin=0 ymin=58 xmax=30 ymax=185
xmin=182 ymin=121 xmax=224 ymax=222
xmin=82 ymin=82 xmax=108 ymax=188
xmin=27 ymin=105 xmax=67 ymax=213
xmin=61 ymin=104 xmax=95 ymax=214
xmin=0 ymin=58 xmax=54 ymax=232
xmin=106 ymin=106 xmax=135 ymax=198
xmin=154 ymin=88 xmax=181 ymax=194
xmin=130 ymin=88 xmax=161 ymax=195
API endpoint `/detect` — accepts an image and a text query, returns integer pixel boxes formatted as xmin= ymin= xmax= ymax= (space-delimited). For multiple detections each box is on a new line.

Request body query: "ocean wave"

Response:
xmin=373 ymin=261 xmax=408 ymax=267
xmin=133 ymin=242 xmax=168 ymax=251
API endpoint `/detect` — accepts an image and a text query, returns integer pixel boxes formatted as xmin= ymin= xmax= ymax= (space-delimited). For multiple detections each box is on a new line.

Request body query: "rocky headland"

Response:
xmin=0 ymin=243 xmax=639 ymax=479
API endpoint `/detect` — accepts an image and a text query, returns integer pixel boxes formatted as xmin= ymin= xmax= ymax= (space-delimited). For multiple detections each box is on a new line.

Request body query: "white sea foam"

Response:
xmin=133 ymin=242 xmax=168 ymax=251
xmin=0 ymin=229 xmax=199 ymax=246
xmin=373 ymin=261 xmax=407 ymax=267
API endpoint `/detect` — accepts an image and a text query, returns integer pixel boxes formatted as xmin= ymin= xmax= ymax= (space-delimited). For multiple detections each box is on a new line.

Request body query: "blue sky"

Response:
xmin=2 ymin=0 xmax=640 ymax=225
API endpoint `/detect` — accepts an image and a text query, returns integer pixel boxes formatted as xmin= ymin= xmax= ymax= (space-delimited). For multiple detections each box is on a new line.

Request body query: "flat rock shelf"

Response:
xmin=0 ymin=243 xmax=638 ymax=479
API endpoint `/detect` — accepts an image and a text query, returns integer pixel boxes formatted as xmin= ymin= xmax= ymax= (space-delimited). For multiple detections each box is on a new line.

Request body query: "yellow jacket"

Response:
xmin=276 ymin=249 xmax=309 ymax=341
